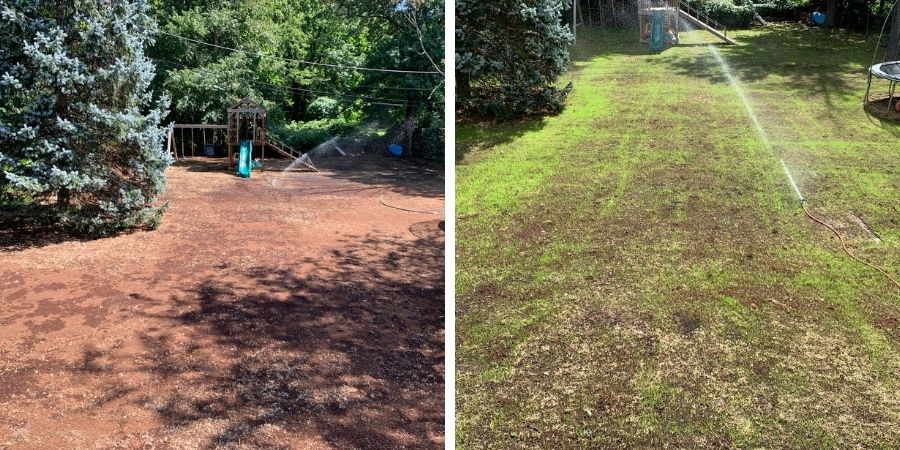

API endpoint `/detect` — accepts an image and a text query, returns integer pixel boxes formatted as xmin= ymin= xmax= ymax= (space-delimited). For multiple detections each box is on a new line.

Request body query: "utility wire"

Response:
xmin=151 ymin=58 xmax=433 ymax=105
xmin=156 ymin=30 xmax=442 ymax=75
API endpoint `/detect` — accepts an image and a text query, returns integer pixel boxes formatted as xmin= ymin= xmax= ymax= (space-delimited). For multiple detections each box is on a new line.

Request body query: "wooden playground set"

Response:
xmin=164 ymin=98 xmax=316 ymax=174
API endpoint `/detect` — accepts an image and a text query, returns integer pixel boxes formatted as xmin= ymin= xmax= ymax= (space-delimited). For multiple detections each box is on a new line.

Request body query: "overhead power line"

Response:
xmin=151 ymin=58 xmax=431 ymax=106
xmin=156 ymin=30 xmax=443 ymax=75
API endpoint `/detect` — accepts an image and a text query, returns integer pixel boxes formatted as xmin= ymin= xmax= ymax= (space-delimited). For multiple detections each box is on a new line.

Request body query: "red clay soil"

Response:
xmin=0 ymin=155 xmax=445 ymax=449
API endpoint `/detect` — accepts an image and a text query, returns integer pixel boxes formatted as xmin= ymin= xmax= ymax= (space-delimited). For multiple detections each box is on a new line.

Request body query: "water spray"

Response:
xmin=779 ymin=159 xmax=805 ymax=204
xmin=704 ymin=38 xmax=899 ymax=290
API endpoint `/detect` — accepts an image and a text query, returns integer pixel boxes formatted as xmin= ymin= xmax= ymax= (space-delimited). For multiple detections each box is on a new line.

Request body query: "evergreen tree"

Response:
xmin=456 ymin=0 xmax=573 ymax=119
xmin=0 ymin=0 xmax=170 ymax=234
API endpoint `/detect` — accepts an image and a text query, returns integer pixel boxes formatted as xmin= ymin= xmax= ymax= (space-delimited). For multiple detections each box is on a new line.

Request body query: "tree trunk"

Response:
xmin=57 ymin=188 xmax=70 ymax=209
xmin=825 ymin=0 xmax=837 ymax=28
xmin=887 ymin=7 xmax=900 ymax=62
xmin=457 ymin=75 xmax=471 ymax=99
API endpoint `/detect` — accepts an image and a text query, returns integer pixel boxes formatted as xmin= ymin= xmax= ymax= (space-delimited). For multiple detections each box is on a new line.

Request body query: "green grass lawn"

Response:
xmin=457 ymin=25 xmax=900 ymax=449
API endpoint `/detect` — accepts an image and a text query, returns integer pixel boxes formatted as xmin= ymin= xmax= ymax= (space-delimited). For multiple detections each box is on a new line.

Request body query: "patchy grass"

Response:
xmin=457 ymin=25 xmax=900 ymax=449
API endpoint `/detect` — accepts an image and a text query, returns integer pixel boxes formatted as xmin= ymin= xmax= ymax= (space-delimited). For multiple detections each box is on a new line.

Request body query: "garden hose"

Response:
xmin=259 ymin=175 xmax=439 ymax=215
xmin=378 ymin=187 xmax=442 ymax=215
xmin=801 ymin=200 xmax=900 ymax=290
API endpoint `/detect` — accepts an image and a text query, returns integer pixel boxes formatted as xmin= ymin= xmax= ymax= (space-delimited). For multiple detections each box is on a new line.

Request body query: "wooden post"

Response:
xmin=180 ymin=128 xmax=184 ymax=158
xmin=166 ymin=126 xmax=174 ymax=162
xmin=191 ymin=128 xmax=194 ymax=157
xmin=408 ymin=126 xmax=413 ymax=158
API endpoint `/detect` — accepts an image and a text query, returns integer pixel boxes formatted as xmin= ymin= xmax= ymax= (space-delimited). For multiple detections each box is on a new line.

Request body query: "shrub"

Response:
xmin=412 ymin=108 xmax=445 ymax=162
xmin=271 ymin=119 xmax=357 ymax=152
xmin=307 ymin=97 xmax=341 ymax=120
xmin=753 ymin=0 xmax=812 ymax=20
xmin=687 ymin=0 xmax=757 ymax=28
xmin=459 ymin=82 xmax=573 ymax=121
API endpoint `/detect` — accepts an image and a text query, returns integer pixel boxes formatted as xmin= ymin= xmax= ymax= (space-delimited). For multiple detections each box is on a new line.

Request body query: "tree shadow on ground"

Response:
xmin=658 ymin=24 xmax=874 ymax=110
xmin=456 ymin=27 xmax=670 ymax=164
xmin=569 ymin=27 xmax=657 ymax=64
xmin=0 ymin=205 xmax=131 ymax=252
xmin=87 ymin=231 xmax=444 ymax=448
xmin=456 ymin=118 xmax=549 ymax=164
xmin=863 ymin=95 xmax=900 ymax=132
xmin=312 ymin=154 xmax=444 ymax=200
xmin=174 ymin=155 xmax=443 ymax=200
xmin=455 ymin=29 xmax=640 ymax=162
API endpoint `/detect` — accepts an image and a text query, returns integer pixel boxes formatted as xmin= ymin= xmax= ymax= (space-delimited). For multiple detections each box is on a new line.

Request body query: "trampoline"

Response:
xmin=864 ymin=61 xmax=900 ymax=111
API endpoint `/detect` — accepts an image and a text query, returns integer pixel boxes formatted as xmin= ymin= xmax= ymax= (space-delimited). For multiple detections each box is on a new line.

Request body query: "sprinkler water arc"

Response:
xmin=699 ymin=32 xmax=900 ymax=291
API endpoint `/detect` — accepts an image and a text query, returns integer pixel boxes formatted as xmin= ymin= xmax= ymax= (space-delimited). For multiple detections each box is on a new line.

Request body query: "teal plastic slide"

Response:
xmin=649 ymin=10 xmax=665 ymax=53
xmin=237 ymin=140 xmax=251 ymax=178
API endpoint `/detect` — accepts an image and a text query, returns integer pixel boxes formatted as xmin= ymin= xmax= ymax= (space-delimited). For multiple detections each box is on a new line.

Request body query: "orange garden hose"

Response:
xmin=802 ymin=201 xmax=900 ymax=291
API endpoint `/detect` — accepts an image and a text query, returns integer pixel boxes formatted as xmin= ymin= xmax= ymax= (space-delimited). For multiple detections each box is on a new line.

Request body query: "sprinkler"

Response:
xmin=708 ymin=43 xmax=898 ymax=290
xmin=779 ymin=161 xmax=899 ymax=290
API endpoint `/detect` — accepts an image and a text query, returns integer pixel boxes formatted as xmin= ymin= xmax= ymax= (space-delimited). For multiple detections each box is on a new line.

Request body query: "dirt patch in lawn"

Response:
xmin=863 ymin=95 xmax=900 ymax=123
xmin=0 ymin=155 xmax=444 ymax=449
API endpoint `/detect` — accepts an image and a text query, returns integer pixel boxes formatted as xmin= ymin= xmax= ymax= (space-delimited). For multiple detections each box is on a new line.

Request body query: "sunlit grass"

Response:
xmin=457 ymin=25 xmax=900 ymax=449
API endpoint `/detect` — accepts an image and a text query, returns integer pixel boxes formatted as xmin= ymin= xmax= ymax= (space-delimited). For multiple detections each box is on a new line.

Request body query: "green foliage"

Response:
xmin=0 ymin=0 xmax=171 ymax=234
xmin=412 ymin=103 xmax=445 ymax=162
xmin=688 ymin=0 xmax=757 ymax=28
xmin=150 ymin=0 xmax=444 ymax=159
xmin=753 ymin=0 xmax=812 ymax=19
xmin=307 ymin=97 xmax=341 ymax=119
xmin=457 ymin=0 xmax=573 ymax=120
xmin=271 ymin=118 xmax=357 ymax=151
xmin=459 ymin=83 xmax=574 ymax=121
xmin=339 ymin=0 xmax=445 ymax=156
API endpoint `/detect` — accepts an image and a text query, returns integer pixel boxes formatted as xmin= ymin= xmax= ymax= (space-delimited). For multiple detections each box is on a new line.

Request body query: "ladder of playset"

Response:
xmin=264 ymin=136 xmax=318 ymax=172
xmin=679 ymin=1 xmax=736 ymax=45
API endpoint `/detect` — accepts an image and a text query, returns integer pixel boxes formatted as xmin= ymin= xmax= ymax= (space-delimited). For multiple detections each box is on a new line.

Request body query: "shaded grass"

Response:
xmin=457 ymin=25 xmax=900 ymax=449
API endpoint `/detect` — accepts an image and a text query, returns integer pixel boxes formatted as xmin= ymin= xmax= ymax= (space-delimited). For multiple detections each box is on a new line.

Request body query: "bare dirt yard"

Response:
xmin=0 ymin=154 xmax=444 ymax=449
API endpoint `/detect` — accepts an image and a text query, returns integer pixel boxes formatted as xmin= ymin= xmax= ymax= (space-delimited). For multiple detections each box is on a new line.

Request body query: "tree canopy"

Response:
xmin=149 ymin=0 xmax=444 ymax=136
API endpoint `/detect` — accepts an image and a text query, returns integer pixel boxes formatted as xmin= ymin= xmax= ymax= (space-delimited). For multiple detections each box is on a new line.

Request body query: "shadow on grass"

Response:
xmin=79 ymin=232 xmax=444 ymax=448
xmin=658 ymin=24 xmax=874 ymax=109
xmin=455 ymin=28 xmax=663 ymax=164
xmin=456 ymin=118 xmax=549 ymax=164
xmin=568 ymin=27 xmax=655 ymax=64
xmin=863 ymin=95 xmax=900 ymax=133
xmin=455 ymin=29 xmax=644 ymax=160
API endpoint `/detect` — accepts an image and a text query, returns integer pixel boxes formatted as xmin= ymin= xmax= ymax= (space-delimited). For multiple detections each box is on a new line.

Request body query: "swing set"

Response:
xmin=163 ymin=98 xmax=316 ymax=172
